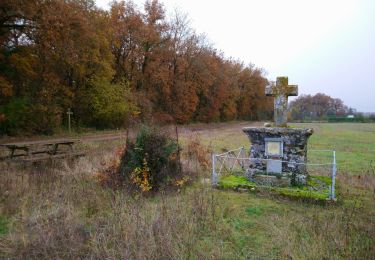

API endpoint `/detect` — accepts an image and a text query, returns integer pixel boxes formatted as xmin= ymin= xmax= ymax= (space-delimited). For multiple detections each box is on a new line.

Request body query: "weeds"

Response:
xmin=118 ymin=125 xmax=181 ymax=193
xmin=0 ymin=160 xmax=228 ymax=258
xmin=0 ymin=123 xmax=374 ymax=258
xmin=271 ymin=198 xmax=375 ymax=259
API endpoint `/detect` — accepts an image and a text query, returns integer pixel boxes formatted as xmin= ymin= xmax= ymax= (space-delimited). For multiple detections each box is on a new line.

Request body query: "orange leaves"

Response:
xmin=108 ymin=1 xmax=269 ymax=124
xmin=8 ymin=53 xmax=37 ymax=80
xmin=184 ymin=133 xmax=211 ymax=170
xmin=0 ymin=76 xmax=13 ymax=97
xmin=93 ymin=171 xmax=110 ymax=185
xmin=114 ymin=146 xmax=125 ymax=157
xmin=174 ymin=176 xmax=190 ymax=189
xmin=130 ymin=158 xmax=152 ymax=193
xmin=0 ymin=0 xmax=270 ymax=135
xmin=94 ymin=146 xmax=124 ymax=188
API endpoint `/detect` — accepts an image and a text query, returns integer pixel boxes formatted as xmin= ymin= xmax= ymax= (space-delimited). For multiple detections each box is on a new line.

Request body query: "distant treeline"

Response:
xmin=327 ymin=116 xmax=375 ymax=123
xmin=0 ymin=0 xmax=272 ymax=135
xmin=289 ymin=93 xmax=359 ymax=122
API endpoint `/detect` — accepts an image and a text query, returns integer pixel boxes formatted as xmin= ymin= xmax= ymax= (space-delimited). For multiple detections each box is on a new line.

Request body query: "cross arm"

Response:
xmin=265 ymin=82 xmax=276 ymax=96
xmin=286 ymin=85 xmax=298 ymax=96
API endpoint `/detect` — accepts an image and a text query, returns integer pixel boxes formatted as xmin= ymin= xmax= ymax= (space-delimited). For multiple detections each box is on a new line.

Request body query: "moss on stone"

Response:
xmin=218 ymin=175 xmax=256 ymax=189
xmin=217 ymin=175 xmax=334 ymax=202
xmin=273 ymin=187 xmax=329 ymax=200
xmin=308 ymin=175 xmax=331 ymax=186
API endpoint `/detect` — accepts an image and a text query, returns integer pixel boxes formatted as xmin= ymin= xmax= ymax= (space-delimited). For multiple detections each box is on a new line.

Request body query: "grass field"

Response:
xmin=0 ymin=122 xmax=374 ymax=258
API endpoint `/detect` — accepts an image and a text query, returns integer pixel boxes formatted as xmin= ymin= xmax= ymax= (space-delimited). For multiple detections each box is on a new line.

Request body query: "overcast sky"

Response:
xmin=96 ymin=0 xmax=375 ymax=112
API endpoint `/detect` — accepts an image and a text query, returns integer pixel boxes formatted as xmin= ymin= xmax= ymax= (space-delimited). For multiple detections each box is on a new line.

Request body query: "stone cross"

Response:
xmin=265 ymin=77 xmax=298 ymax=127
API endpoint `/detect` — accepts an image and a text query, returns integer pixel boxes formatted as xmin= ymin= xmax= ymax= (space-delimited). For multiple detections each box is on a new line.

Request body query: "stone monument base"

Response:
xmin=252 ymin=174 xmax=291 ymax=187
xmin=242 ymin=127 xmax=313 ymax=185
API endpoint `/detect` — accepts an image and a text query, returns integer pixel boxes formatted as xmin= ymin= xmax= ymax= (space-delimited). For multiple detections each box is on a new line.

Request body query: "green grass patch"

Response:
xmin=307 ymin=175 xmax=331 ymax=186
xmin=273 ymin=187 xmax=328 ymax=201
xmin=299 ymin=123 xmax=375 ymax=174
xmin=218 ymin=175 xmax=333 ymax=201
xmin=0 ymin=215 xmax=9 ymax=236
xmin=218 ymin=175 xmax=256 ymax=189
xmin=245 ymin=206 xmax=265 ymax=217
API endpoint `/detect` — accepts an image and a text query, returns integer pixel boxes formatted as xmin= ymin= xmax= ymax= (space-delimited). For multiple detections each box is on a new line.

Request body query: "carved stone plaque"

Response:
xmin=265 ymin=138 xmax=283 ymax=157
xmin=267 ymin=142 xmax=281 ymax=155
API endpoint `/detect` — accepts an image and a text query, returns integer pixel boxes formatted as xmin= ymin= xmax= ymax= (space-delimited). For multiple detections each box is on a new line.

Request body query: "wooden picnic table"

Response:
xmin=0 ymin=139 xmax=84 ymax=161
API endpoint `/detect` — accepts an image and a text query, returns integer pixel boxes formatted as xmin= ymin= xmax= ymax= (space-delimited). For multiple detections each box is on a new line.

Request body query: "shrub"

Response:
xmin=0 ymin=97 xmax=30 ymax=135
xmin=118 ymin=125 xmax=181 ymax=192
xmin=77 ymin=79 xmax=139 ymax=129
xmin=28 ymin=103 xmax=62 ymax=135
xmin=0 ymin=97 xmax=62 ymax=135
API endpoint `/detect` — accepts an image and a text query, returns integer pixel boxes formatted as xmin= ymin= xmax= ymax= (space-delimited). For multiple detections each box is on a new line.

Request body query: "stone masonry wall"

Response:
xmin=242 ymin=127 xmax=313 ymax=175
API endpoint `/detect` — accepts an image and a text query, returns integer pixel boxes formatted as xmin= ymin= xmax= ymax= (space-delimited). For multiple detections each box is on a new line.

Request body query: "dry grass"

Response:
xmin=0 ymin=122 xmax=375 ymax=259
xmin=0 ymin=157 xmax=223 ymax=259
xmin=270 ymin=172 xmax=375 ymax=259
xmin=0 ymin=144 xmax=242 ymax=259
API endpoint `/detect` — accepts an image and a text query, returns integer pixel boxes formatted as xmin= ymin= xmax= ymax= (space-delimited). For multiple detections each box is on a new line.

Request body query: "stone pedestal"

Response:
xmin=242 ymin=127 xmax=313 ymax=184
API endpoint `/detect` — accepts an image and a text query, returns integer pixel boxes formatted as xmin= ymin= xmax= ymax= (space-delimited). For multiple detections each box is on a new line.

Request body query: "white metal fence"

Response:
xmin=212 ymin=147 xmax=337 ymax=199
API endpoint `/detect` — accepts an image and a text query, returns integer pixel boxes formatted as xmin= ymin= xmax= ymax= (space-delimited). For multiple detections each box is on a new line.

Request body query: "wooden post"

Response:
xmin=67 ymin=108 xmax=73 ymax=134
xmin=175 ymin=125 xmax=181 ymax=174
xmin=125 ymin=128 xmax=129 ymax=150
xmin=212 ymin=153 xmax=217 ymax=186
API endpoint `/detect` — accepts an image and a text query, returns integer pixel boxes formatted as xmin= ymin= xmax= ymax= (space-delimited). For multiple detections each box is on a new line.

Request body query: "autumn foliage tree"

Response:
xmin=289 ymin=93 xmax=350 ymax=121
xmin=0 ymin=0 xmax=271 ymax=135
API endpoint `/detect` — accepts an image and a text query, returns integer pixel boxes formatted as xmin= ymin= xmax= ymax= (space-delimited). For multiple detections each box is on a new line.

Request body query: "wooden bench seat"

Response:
xmin=20 ymin=151 xmax=85 ymax=162
xmin=0 ymin=139 xmax=84 ymax=162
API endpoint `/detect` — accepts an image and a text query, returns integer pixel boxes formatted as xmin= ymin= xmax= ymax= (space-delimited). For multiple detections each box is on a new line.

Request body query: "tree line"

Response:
xmin=289 ymin=93 xmax=354 ymax=121
xmin=0 ymin=0 xmax=272 ymax=135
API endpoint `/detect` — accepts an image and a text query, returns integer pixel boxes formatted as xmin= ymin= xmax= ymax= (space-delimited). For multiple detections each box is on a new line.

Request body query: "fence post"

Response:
xmin=330 ymin=150 xmax=337 ymax=199
xmin=212 ymin=153 xmax=218 ymax=187
xmin=240 ymin=146 xmax=245 ymax=169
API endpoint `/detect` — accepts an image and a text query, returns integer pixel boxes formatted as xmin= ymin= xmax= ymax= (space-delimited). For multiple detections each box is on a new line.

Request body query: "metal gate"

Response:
xmin=212 ymin=148 xmax=337 ymax=199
